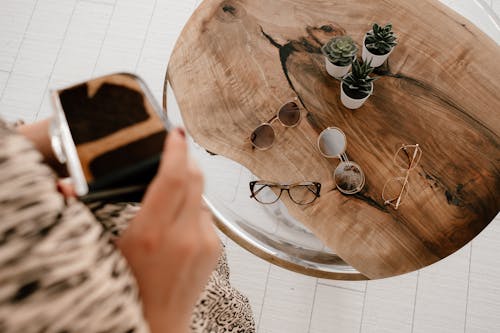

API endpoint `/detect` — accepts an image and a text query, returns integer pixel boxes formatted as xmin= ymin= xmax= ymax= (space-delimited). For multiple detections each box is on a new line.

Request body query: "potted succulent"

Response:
xmin=362 ymin=23 xmax=397 ymax=67
xmin=322 ymin=36 xmax=358 ymax=78
xmin=341 ymin=59 xmax=376 ymax=109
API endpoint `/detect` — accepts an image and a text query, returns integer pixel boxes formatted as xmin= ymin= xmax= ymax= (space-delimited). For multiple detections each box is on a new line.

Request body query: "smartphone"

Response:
xmin=50 ymin=73 xmax=171 ymax=203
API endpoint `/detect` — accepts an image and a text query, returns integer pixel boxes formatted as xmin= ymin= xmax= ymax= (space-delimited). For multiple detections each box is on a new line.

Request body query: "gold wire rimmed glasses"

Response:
xmin=249 ymin=180 xmax=321 ymax=205
xmin=382 ymin=144 xmax=422 ymax=210
xmin=250 ymin=98 xmax=301 ymax=150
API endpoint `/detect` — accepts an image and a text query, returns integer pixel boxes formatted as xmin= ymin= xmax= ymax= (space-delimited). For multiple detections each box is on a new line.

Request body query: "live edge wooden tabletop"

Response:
xmin=166 ymin=0 xmax=500 ymax=279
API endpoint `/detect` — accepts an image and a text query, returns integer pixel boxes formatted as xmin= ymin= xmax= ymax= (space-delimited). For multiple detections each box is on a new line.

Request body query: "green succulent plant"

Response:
xmin=322 ymin=36 xmax=358 ymax=66
xmin=365 ymin=23 xmax=397 ymax=55
xmin=342 ymin=59 xmax=377 ymax=98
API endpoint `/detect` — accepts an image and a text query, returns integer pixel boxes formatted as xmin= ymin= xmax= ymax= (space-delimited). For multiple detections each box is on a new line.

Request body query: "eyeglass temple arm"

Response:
xmin=249 ymin=182 xmax=282 ymax=198
xmin=408 ymin=144 xmax=420 ymax=168
xmin=384 ymin=197 xmax=397 ymax=204
xmin=394 ymin=145 xmax=420 ymax=209
xmin=250 ymin=185 xmax=265 ymax=198
xmin=394 ymin=174 xmax=408 ymax=210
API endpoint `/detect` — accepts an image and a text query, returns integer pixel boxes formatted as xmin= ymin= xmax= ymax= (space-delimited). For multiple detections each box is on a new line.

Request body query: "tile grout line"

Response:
xmin=34 ymin=0 xmax=79 ymax=120
xmin=463 ymin=242 xmax=473 ymax=333
xmin=134 ymin=0 xmax=159 ymax=72
xmin=316 ymin=282 xmax=366 ymax=293
xmin=79 ymin=0 xmax=115 ymax=6
xmin=410 ymin=270 xmax=420 ymax=333
xmin=358 ymin=282 xmax=368 ymax=333
xmin=89 ymin=0 xmax=118 ymax=78
xmin=230 ymin=166 xmax=245 ymax=203
xmin=35 ymin=0 xmax=118 ymax=119
xmin=306 ymin=279 xmax=319 ymax=333
xmin=256 ymin=263 xmax=272 ymax=332
xmin=0 ymin=0 xmax=40 ymax=101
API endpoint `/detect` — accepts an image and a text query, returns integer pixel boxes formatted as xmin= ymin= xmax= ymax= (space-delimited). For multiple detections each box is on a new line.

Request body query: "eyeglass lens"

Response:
xmin=250 ymin=123 xmax=275 ymax=150
xmin=251 ymin=182 xmax=280 ymax=204
xmin=395 ymin=145 xmax=422 ymax=170
xmin=278 ymin=102 xmax=301 ymax=126
xmin=288 ymin=184 xmax=319 ymax=204
xmin=382 ymin=176 xmax=409 ymax=206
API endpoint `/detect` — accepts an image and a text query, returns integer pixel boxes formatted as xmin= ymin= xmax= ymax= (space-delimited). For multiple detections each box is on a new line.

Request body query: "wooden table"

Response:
xmin=166 ymin=0 xmax=500 ymax=279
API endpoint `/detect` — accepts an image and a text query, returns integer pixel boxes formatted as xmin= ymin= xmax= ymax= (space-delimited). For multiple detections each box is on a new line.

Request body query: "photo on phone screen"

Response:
xmin=52 ymin=73 xmax=169 ymax=202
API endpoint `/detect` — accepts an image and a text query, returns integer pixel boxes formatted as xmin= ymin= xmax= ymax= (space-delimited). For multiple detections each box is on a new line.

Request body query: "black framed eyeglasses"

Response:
xmin=249 ymin=180 xmax=321 ymax=205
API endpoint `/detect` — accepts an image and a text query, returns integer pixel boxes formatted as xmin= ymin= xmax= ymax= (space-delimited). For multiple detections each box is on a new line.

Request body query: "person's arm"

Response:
xmin=0 ymin=121 xmax=149 ymax=332
xmin=17 ymin=118 xmax=69 ymax=177
xmin=116 ymin=128 xmax=221 ymax=333
xmin=16 ymin=119 xmax=221 ymax=333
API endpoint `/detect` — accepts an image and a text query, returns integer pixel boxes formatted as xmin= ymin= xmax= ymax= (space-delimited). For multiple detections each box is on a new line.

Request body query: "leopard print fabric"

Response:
xmin=90 ymin=204 xmax=256 ymax=333
xmin=0 ymin=121 xmax=255 ymax=333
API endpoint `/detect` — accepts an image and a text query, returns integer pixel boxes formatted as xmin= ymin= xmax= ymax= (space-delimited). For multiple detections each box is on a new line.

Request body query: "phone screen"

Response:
xmin=55 ymin=73 xmax=167 ymax=199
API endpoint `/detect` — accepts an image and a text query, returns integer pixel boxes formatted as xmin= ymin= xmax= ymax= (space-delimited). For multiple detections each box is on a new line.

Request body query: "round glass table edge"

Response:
xmin=162 ymin=1 xmax=500 ymax=280
xmin=205 ymin=197 xmax=368 ymax=280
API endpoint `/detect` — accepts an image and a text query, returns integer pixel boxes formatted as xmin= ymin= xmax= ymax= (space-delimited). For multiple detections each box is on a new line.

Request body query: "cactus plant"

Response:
xmin=342 ymin=59 xmax=376 ymax=98
xmin=322 ymin=36 xmax=358 ymax=66
xmin=365 ymin=23 xmax=397 ymax=56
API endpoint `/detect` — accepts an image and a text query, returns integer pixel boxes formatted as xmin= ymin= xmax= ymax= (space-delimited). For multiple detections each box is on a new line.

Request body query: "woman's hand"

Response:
xmin=116 ymin=129 xmax=221 ymax=333
xmin=17 ymin=118 xmax=69 ymax=177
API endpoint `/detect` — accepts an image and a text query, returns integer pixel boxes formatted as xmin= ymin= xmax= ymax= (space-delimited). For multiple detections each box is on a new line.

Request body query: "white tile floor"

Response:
xmin=0 ymin=0 xmax=499 ymax=332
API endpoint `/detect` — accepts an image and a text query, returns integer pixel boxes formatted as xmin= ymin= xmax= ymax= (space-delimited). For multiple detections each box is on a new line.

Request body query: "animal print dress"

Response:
xmin=0 ymin=120 xmax=255 ymax=333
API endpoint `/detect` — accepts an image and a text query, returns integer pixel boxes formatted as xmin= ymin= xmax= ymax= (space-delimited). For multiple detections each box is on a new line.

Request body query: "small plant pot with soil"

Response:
xmin=361 ymin=23 xmax=397 ymax=67
xmin=325 ymin=57 xmax=354 ymax=78
xmin=340 ymin=59 xmax=376 ymax=110
xmin=341 ymin=80 xmax=373 ymax=109
xmin=322 ymin=36 xmax=358 ymax=79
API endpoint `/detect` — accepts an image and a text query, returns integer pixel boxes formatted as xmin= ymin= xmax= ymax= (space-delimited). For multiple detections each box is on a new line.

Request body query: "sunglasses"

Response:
xmin=249 ymin=180 xmax=321 ymax=205
xmin=250 ymin=99 xmax=301 ymax=150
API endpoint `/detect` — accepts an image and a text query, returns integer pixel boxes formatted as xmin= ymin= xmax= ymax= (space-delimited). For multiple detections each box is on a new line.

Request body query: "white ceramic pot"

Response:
xmin=361 ymin=34 xmax=393 ymax=67
xmin=340 ymin=81 xmax=373 ymax=109
xmin=324 ymin=57 xmax=352 ymax=78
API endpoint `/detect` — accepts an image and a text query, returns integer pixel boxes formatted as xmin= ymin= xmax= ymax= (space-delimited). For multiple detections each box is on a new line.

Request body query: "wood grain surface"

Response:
xmin=166 ymin=0 xmax=500 ymax=278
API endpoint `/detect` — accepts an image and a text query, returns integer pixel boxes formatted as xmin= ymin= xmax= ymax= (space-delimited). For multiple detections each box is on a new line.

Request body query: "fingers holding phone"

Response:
xmin=117 ymin=128 xmax=221 ymax=333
